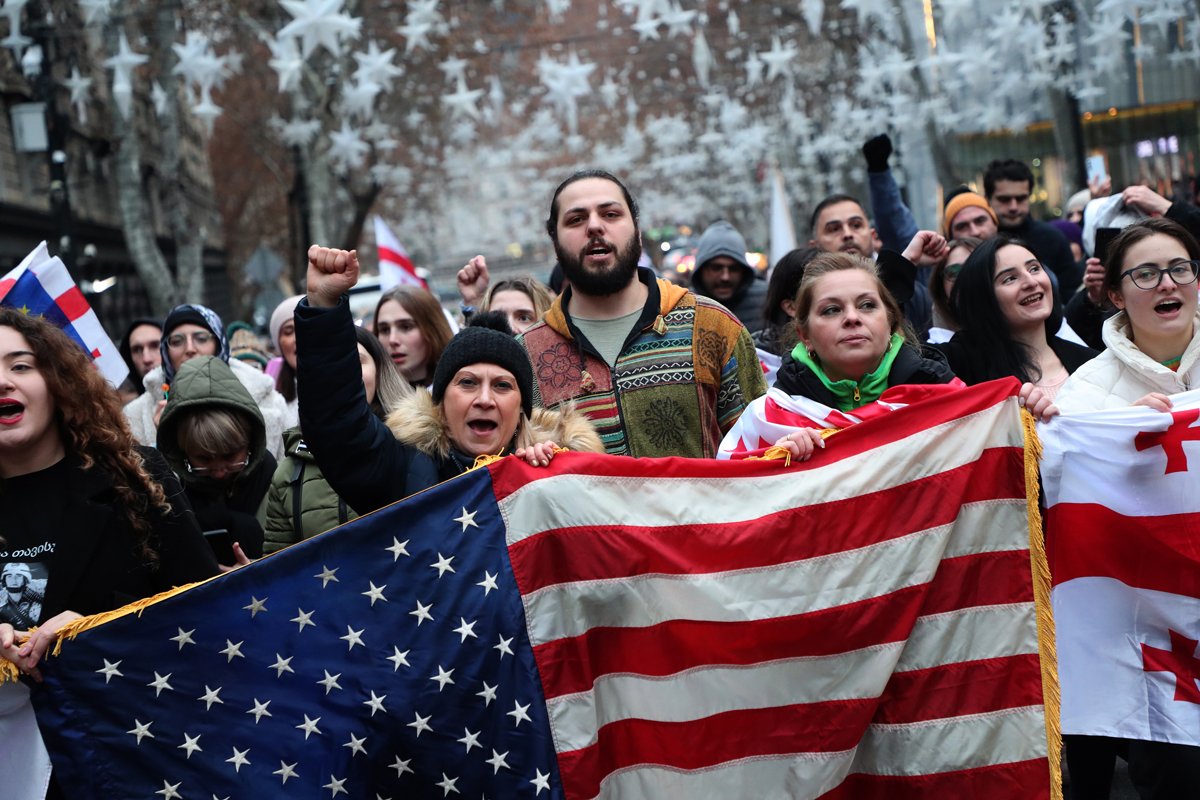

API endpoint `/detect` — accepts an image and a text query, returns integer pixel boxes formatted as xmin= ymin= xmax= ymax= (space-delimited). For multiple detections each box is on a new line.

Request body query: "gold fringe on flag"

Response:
xmin=0 ymin=578 xmax=211 ymax=685
xmin=746 ymin=429 xmax=841 ymax=467
xmin=1022 ymin=408 xmax=1063 ymax=800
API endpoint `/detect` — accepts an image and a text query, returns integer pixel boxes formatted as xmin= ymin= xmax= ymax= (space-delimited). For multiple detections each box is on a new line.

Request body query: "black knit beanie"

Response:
xmin=431 ymin=326 xmax=534 ymax=417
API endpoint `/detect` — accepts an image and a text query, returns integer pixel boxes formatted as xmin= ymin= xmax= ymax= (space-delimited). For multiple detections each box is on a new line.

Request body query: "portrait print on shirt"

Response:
xmin=0 ymin=559 xmax=48 ymax=629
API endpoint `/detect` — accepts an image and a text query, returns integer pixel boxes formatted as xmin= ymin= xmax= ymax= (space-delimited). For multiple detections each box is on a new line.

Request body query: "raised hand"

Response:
xmin=307 ymin=246 xmax=360 ymax=308
xmin=457 ymin=255 xmax=491 ymax=307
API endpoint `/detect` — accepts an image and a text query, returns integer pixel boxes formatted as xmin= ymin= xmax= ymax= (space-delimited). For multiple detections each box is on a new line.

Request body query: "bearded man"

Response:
xmin=517 ymin=169 xmax=766 ymax=457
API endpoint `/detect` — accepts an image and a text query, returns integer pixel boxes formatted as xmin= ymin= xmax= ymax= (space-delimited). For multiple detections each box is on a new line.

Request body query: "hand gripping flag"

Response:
xmin=18 ymin=380 xmax=1061 ymax=799
xmin=1040 ymin=389 xmax=1200 ymax=746
xmin=718 ymin=383 xmax=966 ymax=459
xmin=375 ymin=215 xmax=428 ymax=291
xmin=0 ymin=242 xmax=128 ymax=387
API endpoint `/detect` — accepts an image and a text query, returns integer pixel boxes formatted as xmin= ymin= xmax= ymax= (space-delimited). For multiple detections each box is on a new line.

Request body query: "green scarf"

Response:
xmin=790 ymin=333 xmax=905 ymax=411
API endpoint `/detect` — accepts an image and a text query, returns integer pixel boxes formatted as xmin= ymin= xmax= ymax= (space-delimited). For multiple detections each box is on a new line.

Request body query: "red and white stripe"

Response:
xmin=374 ymin=215 xmax=427 ymax=291
xmin=718 ymin=384 xmax=967 ymax=459
xmin=1041 ymin=389 xmax=1200 ymax=746
xmin=493 ymin=380 xmax=1052 ymax=799
xmin=0 ymin=242 xmax=128 ymax=387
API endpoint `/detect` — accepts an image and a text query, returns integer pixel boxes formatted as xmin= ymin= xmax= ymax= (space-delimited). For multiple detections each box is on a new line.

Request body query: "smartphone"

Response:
xmin=202 ymin=528 xmax=236 ymax=563
xmin=1086 ymin=155 xmax=1108 ymax=186
xmin=1094 ymin=226 xmax=1121 ymax=265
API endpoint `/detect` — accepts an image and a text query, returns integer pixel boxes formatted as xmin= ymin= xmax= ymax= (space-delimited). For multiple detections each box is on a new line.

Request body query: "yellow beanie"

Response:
xmin=943 ymin=193 xmax=999 ymax=236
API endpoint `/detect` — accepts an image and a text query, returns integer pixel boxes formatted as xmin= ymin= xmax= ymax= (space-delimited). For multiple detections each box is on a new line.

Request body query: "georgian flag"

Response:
xmin=1040 ymin=390 xmax=1200 ymax=745
xmin=374 ymin=215 xmax=427 ymax=291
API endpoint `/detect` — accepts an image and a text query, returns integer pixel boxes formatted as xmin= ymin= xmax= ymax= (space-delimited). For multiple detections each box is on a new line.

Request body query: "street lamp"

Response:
xmin=13 ymin=2 xmax=75 ymax=268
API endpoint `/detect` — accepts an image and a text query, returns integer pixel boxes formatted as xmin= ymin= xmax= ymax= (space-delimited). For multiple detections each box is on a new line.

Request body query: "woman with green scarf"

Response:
xmin=771 ymin=252 xmax=961 ymax=458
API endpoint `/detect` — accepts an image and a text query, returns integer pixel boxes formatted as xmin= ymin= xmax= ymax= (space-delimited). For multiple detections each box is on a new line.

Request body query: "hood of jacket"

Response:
xmin=281 ymin=426 xmax=317 ymax=463
xmin=384 ymin=388 xmax=604 ymax=461
xmin=156 ymin=355 xmax=268 ymax=481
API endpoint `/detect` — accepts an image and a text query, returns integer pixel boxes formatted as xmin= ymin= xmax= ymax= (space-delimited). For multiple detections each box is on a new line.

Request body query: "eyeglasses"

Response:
xmin=1119 ymin=261 xmax=1200 ymax=290
xmin=167 ymin=331 xmax=216 ymax=350
xmin=185 ymin=456 xmax=250 ymax=476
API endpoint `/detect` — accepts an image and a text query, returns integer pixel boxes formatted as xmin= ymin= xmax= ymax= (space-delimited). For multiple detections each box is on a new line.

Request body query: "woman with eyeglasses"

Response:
xmin=926 ymin=237 xmax=981 ymax=344
xmin=0 ymin=309 xmax=218 ymax=799
xmin=155 ymin=355 xmax=278 ymax=565
xmin=124 ymin=304 xmax=290 ymax=460
xmin=1050 ymin=217 xmax=1200 ymax=800
xmin=1057 ymin=218 xmax=1200 ymax=412
xmin=935 ymin=236 xmax=1097 ymax=399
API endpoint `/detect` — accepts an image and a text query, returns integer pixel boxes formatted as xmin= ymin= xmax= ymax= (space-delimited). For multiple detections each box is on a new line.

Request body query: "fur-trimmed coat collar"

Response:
xmin=384 ymin=389 xmax=604 ymax=460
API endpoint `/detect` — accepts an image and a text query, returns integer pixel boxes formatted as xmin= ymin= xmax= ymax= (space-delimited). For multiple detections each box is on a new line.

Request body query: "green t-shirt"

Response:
xmin=573 ymin=308 xmax=642 ymax=367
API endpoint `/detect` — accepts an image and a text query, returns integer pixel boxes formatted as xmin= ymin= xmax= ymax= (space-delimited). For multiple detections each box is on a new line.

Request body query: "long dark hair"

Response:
xmin=950 ymin=236 xmax=1063 ymax=383
xmin=354 ymin=326 xmax=411 ymax=418
xmin=0 ymin=309 xmax=169 ymax=563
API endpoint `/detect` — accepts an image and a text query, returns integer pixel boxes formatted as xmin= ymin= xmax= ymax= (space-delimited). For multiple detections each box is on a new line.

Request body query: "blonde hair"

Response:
xmin=482 ymin=276 xmax=554 ymax=320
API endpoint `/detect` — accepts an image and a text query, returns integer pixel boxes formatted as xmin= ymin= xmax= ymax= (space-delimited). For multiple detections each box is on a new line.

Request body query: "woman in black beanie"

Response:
xmin=295 ymin=247 xmax=603 ymax=516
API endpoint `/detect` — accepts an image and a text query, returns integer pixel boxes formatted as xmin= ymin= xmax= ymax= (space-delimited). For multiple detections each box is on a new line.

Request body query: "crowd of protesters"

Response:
xmin=1 ymin=149 xmax=1199 ymax=799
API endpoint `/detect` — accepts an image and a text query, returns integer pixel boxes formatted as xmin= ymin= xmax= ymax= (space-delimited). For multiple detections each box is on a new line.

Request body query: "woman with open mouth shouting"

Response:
xmin=295 ymin=246 xmax=603 ymax=518
xmin=0 ymin=309 xmax=218 ymax=799
xmin=936 ymin=235 xmax=1097 ymax=408
xmin=1047 ymin=220 xmax=1200 ymax=800
xmin=1057 ymin=218 xmax=1200 ymax=413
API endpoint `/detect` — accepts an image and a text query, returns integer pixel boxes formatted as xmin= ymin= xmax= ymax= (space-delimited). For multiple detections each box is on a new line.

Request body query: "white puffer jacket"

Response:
xmin=123 ymin=359 xmax=290 ymax=459
xmin=1055 ymin=309 xmax=1200 ymax=412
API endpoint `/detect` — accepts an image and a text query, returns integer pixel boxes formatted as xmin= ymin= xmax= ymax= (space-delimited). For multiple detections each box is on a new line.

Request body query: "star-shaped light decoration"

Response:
xmin=1 ymin=0 xmax=31 ymax=58
xmin=353 ymin=40 xmax=403 ymax=90
xmin=438 ymin=54 xmax=469 ymax=85
xmin=172 ymin=31 xmax=229 ymax=93
xmin=190 ymin=85 xmax=222 ymax=136
xmin=661 ymin=1 xmax=696 ymax=38
xmin=442 ymin=75 xmax=484 ymax=121
xmin=276 ymin=0 xmax=362 ymax=59
xmin=341 ymin=77 xmax=381 ymax=121
xmin=266 ymin=34 xmax=305 ymax=93
xmin=759 ymin=36 xmax=798 ymax=82
xmin=104 ymin=32 xmax=148 ymax=119
xmin=63 ymin=67 xmax=93 ymax=122
xmin=538 ymin=50 xmax=595 ymax=136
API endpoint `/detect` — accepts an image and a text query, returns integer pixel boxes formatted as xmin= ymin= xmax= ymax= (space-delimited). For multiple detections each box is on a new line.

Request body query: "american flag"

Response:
xmin=33 ymin=380 xmax=1056 ymax=799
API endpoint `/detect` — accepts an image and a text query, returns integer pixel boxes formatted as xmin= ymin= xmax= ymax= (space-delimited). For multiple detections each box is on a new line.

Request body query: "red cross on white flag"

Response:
xmin=1041 ymin=389 xmax=1200 ymax=746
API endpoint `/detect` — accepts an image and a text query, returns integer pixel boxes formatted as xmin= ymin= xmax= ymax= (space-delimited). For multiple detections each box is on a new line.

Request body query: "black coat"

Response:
xmin=775 ymin=342 xmax=957 ymax=407
xmin=935 ymin=334 xmax=1097 ymax=386
xmin=8 ymin=448 xmax=219 ymax=622
xmin=295 ymin=297 xmax=440 ymax=516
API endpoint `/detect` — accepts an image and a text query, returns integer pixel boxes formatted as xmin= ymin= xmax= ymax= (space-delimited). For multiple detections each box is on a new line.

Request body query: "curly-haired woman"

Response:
xmin=0 ymin=308 xmax=218 ymax=799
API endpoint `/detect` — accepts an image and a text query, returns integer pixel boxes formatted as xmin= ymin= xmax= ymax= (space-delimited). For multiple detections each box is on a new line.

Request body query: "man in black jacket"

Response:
xmin=984 ymin=159 xmax=1078 ymax=291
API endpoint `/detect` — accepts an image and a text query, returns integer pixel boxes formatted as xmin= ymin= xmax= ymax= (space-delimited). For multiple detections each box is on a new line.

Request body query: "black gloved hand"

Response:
xmin=862 ymin=133 xmax=892 ymax=173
